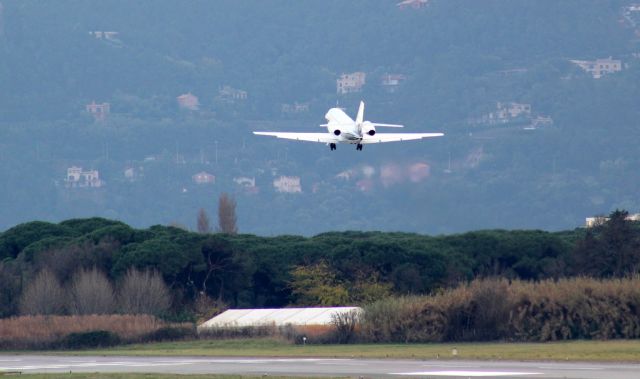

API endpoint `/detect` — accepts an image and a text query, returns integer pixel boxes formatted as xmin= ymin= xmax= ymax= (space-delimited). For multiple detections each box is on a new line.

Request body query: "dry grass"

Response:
xmin=362 ymin=277 xmax=640 ymax=342
xmin=0 ymin=314 xmax=184 ymax=349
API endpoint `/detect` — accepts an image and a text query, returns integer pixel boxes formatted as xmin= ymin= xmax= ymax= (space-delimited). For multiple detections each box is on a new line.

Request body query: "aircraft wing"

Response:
xmin=253 ymin=131 xmax=339 ymax=143
xmin=361 ymin=133 xmax=444 ymax=144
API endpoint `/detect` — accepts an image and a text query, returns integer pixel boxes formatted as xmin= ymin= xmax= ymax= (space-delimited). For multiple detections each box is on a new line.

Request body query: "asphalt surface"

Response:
xmin=1 ymin=355 xmax=639 ymax=378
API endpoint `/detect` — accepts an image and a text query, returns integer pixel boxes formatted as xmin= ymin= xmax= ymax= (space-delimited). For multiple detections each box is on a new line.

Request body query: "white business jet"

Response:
xmin=253 ymin=101 xmax=443 ymax=151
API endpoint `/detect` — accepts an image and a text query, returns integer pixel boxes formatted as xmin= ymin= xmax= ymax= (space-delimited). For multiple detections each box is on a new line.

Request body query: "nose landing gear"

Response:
xmin=356 ymin=144 xmax=363 ymax=151
xmin=329 ymin=143 xmax=337 ymax=151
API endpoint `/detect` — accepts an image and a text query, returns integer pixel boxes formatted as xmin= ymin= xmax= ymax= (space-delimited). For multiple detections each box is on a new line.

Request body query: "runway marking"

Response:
xmin=391 ymin=371 xmax=542 ymax=377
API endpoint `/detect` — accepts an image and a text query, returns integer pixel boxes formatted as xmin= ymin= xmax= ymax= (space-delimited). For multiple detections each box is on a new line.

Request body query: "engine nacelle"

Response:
xmin=362 ymin=121 xmax=376 ymax=136
xmin=333 ymin=129 xmax=342 ymax=136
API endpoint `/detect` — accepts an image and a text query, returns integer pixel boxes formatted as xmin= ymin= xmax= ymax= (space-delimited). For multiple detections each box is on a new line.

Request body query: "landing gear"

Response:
xmin=329 ymin=143 xmax=337 ymax=151
xmin=356 ymin=144 xmax=363 ymax=151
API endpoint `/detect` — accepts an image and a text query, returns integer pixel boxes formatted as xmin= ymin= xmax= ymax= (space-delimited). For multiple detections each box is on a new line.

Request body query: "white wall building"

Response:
xmin=571 ymin=57 xmax=622 ymax=79
xmin=337 ymin=72 xmax=366 ymax=94
xmin=273 ymin=176 xmax=302 ymax=193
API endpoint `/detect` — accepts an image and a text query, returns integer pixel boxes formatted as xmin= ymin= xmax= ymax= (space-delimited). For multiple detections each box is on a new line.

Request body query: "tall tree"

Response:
xmin=118 ymin=268 xmax=171 ymax=315
xmin=217 ymin=193 xmax=238 ymax=234
xmin=18 ymin=269 xmax=66 ymax=315
xmin=197 ymin=208 xmax=211 ymax=234
xmin=68 ymin=267 xmax=116 ymax=315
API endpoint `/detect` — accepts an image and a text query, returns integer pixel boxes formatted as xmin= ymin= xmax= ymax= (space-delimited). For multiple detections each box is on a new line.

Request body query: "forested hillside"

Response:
xmin=1 ymin=212 xmax=638 ymax=320
xmin=0 ymin=1 xmax=639 ymax=234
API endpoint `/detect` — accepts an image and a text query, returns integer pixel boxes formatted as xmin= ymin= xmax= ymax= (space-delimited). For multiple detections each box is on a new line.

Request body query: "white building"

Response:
xmin=571 ymin=57 xmax=622 ymax=79
xmin=177 ymin=93 xmax=200 ymax=111
xmin=337 ymin=72 xmax=366 ymax=95
xmin=273 ymin=176 xmax=302 ymax=193
xmin=65 ymin=166 xmax=103 ymax=188
xmin=217 ymin=85 xmax=248 ymax=102
xmin=586 ymin=213 xmax=640 ymax=227
xmin=193 ymin=171 xmax=215 ymax=184
xmin=380 ymin=73 xmax=406 ymax=93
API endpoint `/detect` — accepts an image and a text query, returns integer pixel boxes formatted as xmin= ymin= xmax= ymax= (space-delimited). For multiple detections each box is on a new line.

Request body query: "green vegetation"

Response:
xmin=60 ymin=338 xmax=640 ymax=362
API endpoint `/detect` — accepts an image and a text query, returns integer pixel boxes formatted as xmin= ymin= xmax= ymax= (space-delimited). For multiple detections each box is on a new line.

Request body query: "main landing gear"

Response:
xmin=356 ymin=144 xmax=363 ymax=151
xmin=329 ymin=143 xmax=337 ymax=151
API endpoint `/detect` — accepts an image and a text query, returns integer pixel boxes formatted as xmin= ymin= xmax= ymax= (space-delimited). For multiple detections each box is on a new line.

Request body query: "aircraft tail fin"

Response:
xmin=356 ymin=101 xmax=364 ymax=125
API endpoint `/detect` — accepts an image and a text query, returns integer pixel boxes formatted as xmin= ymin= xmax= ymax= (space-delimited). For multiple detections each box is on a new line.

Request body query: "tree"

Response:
xmin=289 ymin=261 xmax=349 ymax=306
xmin=197 ymin=208 xmax=211 ymax=234
xmin=18 ymin=269 xmax=66 ymax=315
xmin=68 ymin=267 xmax=116 ymax=315
xmin=217 ymin=193 xmax=238 ymax=234
xmin=118 ymin=268 xmax=171 ymax=315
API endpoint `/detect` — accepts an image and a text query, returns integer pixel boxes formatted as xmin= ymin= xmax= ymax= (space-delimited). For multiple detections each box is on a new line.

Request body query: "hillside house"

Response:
xmin=381 ymin=74 xmax=406 ymax=93
xmin=397 ymin=0 xmax=429 ymax=9
xmin=622 ymin=4 xmax=640 ymax=28
xmin=571 ymin=57 xmax=622 ymax=79
xmin=217 ymin=85 xmax=247 ymax=102
xmin=337 ymin=72 xmax=366 ymax=94
xmin=177 ymin=93 xmax=200 ymax=110
xmin=281 ymin=102 xmax=309 ymax=114
xmin=273 ymin=176 xmax=301 ymax=193
xmin=193 ymin=171 xmax=215 ymax=184
xmin=495 ymin=102 xmax=531 ymax=119
xmin=586 ymin=213 xmax=640 ymax=228
xmin=65 ymin=166 xmax=103 ymax=188
xmin=86 ymin=101 xmax=110 ymax=121
xmin=234 ymin=176 xmax=259 ymax=194
xmin=527 ymin=116 xmax=554 ymax=129
xmin=89 ymin=31 xmax=120 ymax=42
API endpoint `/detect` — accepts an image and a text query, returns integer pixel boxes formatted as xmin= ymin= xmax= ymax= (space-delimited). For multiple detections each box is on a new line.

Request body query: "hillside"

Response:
xmin=0 ymin=1 xmax=639 ymax=234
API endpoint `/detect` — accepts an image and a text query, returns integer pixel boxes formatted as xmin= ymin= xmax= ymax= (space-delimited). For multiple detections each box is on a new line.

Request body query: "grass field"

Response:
xmin=56 ymin=338 xmax=640 ymax=362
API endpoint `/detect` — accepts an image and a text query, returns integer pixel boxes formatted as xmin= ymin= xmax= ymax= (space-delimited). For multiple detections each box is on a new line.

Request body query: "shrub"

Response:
xmin=146 ymin=326 xmax=196 ymax=342
xmin=61 ymin=330 xmax=120 ymax=349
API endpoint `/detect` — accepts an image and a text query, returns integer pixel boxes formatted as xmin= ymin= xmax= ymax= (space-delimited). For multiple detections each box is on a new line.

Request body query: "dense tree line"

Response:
xmin=1 ymin=211 xmax=638 ymax=320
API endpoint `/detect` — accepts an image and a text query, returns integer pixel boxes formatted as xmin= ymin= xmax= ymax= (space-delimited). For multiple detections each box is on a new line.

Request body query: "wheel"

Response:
xmin=356 ymin=144 xmax=363 ymax=151
xmin=329 ymin=143 xmax=337 ymax=151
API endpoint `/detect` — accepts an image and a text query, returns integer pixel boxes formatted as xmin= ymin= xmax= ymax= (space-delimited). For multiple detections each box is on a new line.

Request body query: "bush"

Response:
xmin=62 ymin=330 xmax=120 ymax=349
xmin=146 ymin=326 xmax=196 ymax=342
xmin=360 ymin=277 xmax=640 ymax=343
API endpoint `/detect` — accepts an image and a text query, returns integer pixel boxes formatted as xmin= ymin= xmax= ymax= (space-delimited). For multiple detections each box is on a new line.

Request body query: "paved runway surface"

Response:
xmin=1 ymin=355 xmax=639 ymax=378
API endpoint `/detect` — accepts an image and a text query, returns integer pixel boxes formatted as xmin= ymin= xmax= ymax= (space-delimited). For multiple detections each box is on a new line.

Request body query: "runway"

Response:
xmin=1 ymin=355 xmax=639 ymax=378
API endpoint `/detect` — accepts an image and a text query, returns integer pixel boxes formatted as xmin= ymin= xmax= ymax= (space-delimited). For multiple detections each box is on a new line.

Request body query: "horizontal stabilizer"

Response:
xmin=371 ymin=123 xmax=404 ymax=128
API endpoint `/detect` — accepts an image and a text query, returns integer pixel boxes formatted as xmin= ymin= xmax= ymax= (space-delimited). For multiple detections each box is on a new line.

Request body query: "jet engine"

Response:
xmin=362 ymin=121 xmax=376 ymax=136
xmin=332 ymin=128 xmax=342 ymax=136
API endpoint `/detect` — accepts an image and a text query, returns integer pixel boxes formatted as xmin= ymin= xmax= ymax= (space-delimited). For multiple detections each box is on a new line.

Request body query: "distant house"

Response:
xmin=88 ymin=31 xmax=120 ymax=43
xmin=193 ymin=171 xmax=215 ymax=184
xmin=335 ymin=170 xmax=354 ymax=181
xmin=380 ymin=73 xmax=406 ymax=93
xmin=570 ymin=57 xmax=622 ymax=79
xmin=86 ymin=101 xmax=110 ymax=121
xmin=217 ymin=85 xmax=247 ymax=102
xmin=281 ymin=102 xmax=310 ymax=114
xmin=273 ymin=176 xmax=301 ymax=193
xmin=495 ymin=102 xmax=531 ymax=119
xmin=177 ymin=93 xmax=200 ymax=111
xmin=527 ymin=115 xmax=554 ymax=129
xmin=397 ymin=0 xmax=429 ymax=9
xmin=124 ymin=166 xmax=143 ymax=181
xmin=586 ymin=213 xmax=640 ymax=228
xmin=234 ymin=176 xmax=259 ymax=194
xmin=622 ymin=4 xmax=640 ymax=29
xmin=337 ymin=72 xmax=366 ymax=95
xmin=408 ymin=162 xmax=430 ymax=183
xmin=65 ymin=166 xmax=103 ymax=188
